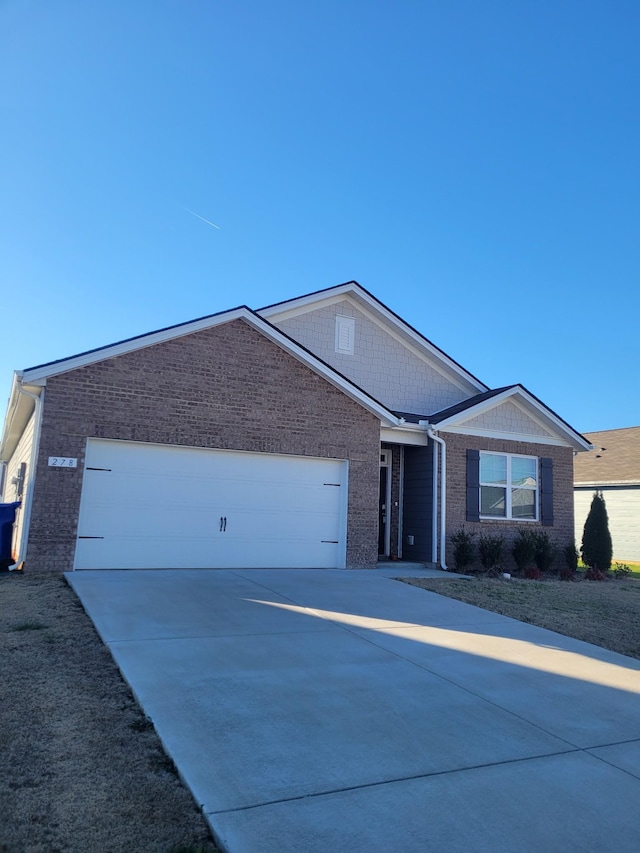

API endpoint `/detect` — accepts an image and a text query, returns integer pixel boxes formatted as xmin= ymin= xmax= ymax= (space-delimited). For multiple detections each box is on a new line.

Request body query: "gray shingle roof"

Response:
xmin=574 ymin=427 xmax=640 ymax=485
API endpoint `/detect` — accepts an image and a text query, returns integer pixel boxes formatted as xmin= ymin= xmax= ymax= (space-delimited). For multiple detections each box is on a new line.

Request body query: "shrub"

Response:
xmin=581 ymin=492 xmax=612 ymax=572
xmin=584 ymin=566 xmax=608 ymax=581
xmin=560 ymin=542 xmax=578 ymax=581
xmin=450 ymin=528 xmax=475 ymax=572
xmin=612 ymin=562 xmax=632 ymax=578
xmin=479 ymin=533 xmax=504 ymax=576
xmin=511 ymin=529 xmax=536 ymax=575
xmin=533 ymin=531 xmax=556 ymax=574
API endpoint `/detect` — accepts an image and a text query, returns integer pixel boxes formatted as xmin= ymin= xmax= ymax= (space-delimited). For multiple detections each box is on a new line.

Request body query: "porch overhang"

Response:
xmin=380 ymin=424 xmax=429 ymax=446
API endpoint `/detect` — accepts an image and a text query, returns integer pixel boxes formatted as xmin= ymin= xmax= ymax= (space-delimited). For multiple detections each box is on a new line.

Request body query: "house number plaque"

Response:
xmin=48 ymin=457 xmax=78 ymax=468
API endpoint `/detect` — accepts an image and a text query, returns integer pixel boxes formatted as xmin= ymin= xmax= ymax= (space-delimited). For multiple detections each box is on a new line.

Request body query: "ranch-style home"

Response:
xmin=0 ymin=281 xmax=591 ymax=573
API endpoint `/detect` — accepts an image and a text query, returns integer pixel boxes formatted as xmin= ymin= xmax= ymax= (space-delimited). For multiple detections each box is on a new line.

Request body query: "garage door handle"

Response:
xmin=220 ymin=516 xmax=227 ymax=532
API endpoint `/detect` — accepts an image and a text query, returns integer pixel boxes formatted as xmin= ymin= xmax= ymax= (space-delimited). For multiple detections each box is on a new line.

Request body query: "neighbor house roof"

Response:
xmin=574 ymin=426 xmax=640 ymax=486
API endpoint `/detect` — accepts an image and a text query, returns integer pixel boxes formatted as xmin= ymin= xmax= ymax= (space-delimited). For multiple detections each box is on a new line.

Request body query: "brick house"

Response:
xmin=0 ymin=281 xmax=591 ymax=573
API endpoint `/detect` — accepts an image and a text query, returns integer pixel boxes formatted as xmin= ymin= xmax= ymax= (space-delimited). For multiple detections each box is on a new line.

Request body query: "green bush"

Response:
xmin=560 ymin=542 xmax=578 ymax=580
xmin=479 ymin=533 xmax=504 ymax=575
xmin=450 ymin=528 xmax=475 ymax=572
xmin=581 ymin=492 xmax=612 ymax=571
xmin=612 ymin=561 xmax=631 ymax=578
xmin=533 ymin=530 xmax=556 ymax=574
xmin=511 ymin=529 xmax=537 ymax=575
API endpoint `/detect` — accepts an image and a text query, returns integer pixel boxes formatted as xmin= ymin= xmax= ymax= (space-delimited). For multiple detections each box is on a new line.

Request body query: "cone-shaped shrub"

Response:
xmin=581 ymin=492 xmax=612 ymax=572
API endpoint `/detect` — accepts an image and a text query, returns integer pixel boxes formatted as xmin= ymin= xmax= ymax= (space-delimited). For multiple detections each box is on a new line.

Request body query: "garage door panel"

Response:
xmin=79 ymin=503 xmax=341 ymax=540
xmin=75 ymin=538 xmax=340 ymax=570
xmin=75 ymin=439 xmax=347 ymax=569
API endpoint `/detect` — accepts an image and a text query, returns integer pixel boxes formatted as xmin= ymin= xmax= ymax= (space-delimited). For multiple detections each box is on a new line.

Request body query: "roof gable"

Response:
xmin=428 ymin=385 xmax=591 ymax=451
xmin=259 ymin=281 xmax=488 ymax=398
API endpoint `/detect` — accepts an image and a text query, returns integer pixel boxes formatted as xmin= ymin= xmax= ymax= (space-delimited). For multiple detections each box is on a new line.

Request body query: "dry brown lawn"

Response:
xmin=401 ymin=574 xmax=640 ymax=660
xmin=0 ymin=574 xmax=219 ymax=853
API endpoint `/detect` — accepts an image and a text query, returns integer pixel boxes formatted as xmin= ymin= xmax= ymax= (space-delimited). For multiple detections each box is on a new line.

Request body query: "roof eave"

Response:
xmin=0 ymin=374 xmax=42 ymax=463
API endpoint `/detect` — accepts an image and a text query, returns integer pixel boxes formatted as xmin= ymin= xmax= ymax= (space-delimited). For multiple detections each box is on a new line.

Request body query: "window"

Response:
xmin=479 ymin=452 xmax=538 ymax=520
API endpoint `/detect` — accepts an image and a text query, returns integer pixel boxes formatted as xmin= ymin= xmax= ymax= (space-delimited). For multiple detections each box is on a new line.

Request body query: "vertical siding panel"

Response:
xmin=2 ymin=411 xmax=35 ymax=561
xmin=402 ymin=445 xmax=433 ymax=561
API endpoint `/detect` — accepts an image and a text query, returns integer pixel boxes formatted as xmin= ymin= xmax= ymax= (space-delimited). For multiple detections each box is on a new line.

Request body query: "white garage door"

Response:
xmin=74 ymin=439 xmax=348 ymax=570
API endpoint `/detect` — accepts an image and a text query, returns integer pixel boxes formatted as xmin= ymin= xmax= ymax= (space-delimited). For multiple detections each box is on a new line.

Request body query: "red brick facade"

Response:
xmin=26 ymin=319 xmax=380 ymax=572
xmin=443 ymin=432 xmax=575 ymax=572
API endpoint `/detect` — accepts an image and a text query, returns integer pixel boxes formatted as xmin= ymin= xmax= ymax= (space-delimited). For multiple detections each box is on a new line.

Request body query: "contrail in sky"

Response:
xmin=184 ymin=207 xmax=220 ymax=229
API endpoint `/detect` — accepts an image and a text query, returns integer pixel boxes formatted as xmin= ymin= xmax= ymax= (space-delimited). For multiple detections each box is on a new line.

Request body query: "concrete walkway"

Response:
xmin=67 ymin=568 xmax=640 ymax=853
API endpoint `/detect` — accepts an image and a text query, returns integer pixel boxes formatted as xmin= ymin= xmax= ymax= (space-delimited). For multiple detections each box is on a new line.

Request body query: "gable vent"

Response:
xmin=335 ymin=316 xmax=355 ymax=354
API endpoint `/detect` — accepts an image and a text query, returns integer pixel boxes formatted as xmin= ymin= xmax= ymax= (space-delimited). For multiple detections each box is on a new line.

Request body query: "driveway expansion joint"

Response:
xmin=207 ymin=747 xmax=583 ymax=817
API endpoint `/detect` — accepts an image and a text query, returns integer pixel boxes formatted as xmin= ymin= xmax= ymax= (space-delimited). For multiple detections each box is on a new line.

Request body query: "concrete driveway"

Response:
xmin=67 ymin=568 xmax=640 ymax=853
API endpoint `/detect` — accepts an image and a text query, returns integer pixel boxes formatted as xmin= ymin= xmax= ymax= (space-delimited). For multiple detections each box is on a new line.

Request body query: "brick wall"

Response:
xmin=26 ymin=319 xmax=380 ymax=572
xmin=443 ymin=432 xmax=575 ymax=572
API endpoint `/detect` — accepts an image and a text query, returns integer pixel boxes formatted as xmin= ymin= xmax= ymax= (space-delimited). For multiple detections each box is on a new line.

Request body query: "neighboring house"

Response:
xmin=0 ymin=281 xmax=590 ymax=573
xmin=574 ymin=427 xmax=640 ymax=563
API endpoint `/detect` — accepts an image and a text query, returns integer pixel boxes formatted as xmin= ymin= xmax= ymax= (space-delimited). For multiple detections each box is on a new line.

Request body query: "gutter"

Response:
xmin=420 ymin=421 xmax=448 ymax=571
xmin=13 ymin=381 xmax=45 ymax=569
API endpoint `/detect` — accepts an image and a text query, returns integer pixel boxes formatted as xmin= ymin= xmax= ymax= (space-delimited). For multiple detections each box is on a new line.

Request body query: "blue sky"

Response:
xmin=1 ymin=0 xmax=638 ymax=433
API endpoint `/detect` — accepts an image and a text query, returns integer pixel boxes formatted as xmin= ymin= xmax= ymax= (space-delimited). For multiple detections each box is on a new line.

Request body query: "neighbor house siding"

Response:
xmin=444 ymin=433 xmax=574 ymax=572
xmin=274 ymin=300 xmax=469 ymax=414
xmin=25 ymin=319 xmax=380 ymax=573
xmin=1 ymin=410 xmax=35 ymax=562
xmin=575 ymin=487 xmax=640 ymax=563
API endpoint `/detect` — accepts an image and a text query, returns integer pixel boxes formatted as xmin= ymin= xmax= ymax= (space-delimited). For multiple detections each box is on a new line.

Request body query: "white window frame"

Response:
xmin=479 ymin=451 xmax=538 ymax=521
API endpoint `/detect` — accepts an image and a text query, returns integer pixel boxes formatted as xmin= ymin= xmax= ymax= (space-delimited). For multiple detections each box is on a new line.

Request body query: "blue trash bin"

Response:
xmin=0 ymin=502 xmax=21 ymax=570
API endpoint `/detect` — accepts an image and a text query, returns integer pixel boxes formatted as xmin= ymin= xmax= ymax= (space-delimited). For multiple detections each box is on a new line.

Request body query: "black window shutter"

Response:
xmin=540 ymin=457 xmax=554 ymax=526
xmin=466 ymin=449 xmax=480 ymax=522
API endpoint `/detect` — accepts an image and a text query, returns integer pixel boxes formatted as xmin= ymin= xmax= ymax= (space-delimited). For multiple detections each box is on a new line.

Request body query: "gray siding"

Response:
xmin=462 ymin=400 xmax=553 ymax=438
xmin=274 ymin=300 xmax=470 ymax=414
xmin=2 ymin=410 xmax=35 ymax=562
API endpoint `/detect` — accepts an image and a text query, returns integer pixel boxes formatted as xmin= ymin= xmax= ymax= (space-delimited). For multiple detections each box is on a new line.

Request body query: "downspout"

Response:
xmin=420 ymin=422 xmax=447 ymax=571
xmin=397 ymin=445 xmax=405 ymax=559
xmin=14 ymin=382 xmax=45 ymax=569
